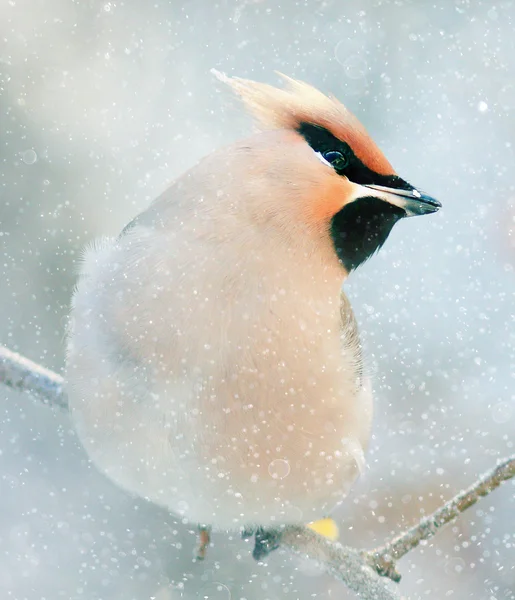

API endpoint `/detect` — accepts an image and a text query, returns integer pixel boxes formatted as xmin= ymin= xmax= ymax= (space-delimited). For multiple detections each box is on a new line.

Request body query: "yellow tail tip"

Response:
xmin=306 ymin=518 xmax=339 ymax=541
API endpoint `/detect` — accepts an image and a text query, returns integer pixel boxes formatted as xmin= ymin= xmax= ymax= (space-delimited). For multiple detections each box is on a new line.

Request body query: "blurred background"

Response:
xmin=1 ymin=0 xmax=514 ymax=598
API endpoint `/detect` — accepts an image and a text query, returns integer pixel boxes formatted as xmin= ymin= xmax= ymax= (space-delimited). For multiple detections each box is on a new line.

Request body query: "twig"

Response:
xmin=280 ymin=526 xmax=401 ymax=599
xmin=0 ymin=344 xmax=514 ymax=597
xmin=0 ymin=344 xmax=68 ymax=410
xmin=363 ymin=455 xmax=515 ymax=582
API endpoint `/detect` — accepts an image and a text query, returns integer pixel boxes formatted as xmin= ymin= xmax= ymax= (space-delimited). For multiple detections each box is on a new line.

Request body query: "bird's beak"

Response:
xmin=362 ymin=184 xmax=441 ymax=217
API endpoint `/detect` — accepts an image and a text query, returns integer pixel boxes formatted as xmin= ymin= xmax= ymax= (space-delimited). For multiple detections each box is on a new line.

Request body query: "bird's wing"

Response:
xmin=340 ymin=289 xmax=363 ymax=391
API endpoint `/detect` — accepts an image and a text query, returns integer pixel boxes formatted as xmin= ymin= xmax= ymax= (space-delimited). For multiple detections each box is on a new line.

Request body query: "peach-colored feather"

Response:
xmin=215 ymin=70 xmax=395 ymax=176
xmin=68 ymin=72 xmax=385 ymax=536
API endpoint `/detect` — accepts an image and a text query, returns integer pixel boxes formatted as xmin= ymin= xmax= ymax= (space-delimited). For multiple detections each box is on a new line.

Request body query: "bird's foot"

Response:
xmin=242 ymin=526 xmax=282 ymax=560
xmin=195 ymin=525 xmax=211 ymax=560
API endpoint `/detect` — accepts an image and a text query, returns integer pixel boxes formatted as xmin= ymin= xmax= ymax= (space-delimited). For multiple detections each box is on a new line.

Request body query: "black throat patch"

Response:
xmin=297 ymin=122 xmax=411 ymax=271
xmin=330 ymin=197 xmax=404 ymax=272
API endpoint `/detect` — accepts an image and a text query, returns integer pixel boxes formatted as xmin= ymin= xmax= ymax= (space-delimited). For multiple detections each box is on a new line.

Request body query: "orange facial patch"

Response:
xmin=307 ymin=172 xmax=354 ymax=223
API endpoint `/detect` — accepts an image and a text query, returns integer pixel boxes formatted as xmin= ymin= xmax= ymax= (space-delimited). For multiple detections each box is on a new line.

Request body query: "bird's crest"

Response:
xmin=212 ymin=69 xmax=394 ymax=176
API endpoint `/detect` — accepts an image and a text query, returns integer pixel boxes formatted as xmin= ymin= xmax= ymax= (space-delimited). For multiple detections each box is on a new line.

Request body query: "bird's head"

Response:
xmin=217 ymin=71 xmax=441 ymax=274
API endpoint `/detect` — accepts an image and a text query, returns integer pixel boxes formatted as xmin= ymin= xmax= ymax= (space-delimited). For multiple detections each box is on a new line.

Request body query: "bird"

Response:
xmin=66 ymin=72 xmax=440 ymax=560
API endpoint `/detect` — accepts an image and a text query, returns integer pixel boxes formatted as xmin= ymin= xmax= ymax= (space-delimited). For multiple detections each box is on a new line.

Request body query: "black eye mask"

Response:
xmin=297 ymin=122 xmax=412 ymax=191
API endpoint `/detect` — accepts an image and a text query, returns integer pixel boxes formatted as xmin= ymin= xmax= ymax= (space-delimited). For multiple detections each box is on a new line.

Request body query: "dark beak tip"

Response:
xmin=422 ymin=195 xmax=442 ymax=209
xmin=414 ymin=201 xmax=441 ymax=216
xmin=421 ymin=196 xmax=442 ymax=213
xmin=409 ymin=191 xmax=441 ymax=215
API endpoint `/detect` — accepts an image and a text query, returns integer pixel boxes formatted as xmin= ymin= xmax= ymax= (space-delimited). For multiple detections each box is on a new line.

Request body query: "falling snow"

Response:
xmin=1 ymin=1 xmax=514 ymax=600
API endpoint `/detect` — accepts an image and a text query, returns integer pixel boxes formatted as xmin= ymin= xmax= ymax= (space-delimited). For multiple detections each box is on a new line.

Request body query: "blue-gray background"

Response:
xmin=1 ymin=1 xmax=514 ymax=598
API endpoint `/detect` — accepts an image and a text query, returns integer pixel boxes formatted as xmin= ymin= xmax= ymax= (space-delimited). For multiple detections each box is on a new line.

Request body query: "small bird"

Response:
xmin=66 ymin=73 xmax=440 ymax=560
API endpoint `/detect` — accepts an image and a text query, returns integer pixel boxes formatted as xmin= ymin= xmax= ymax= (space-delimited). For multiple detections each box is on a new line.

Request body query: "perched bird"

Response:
xmin=66 ymin=73 xmax=440 ymax=559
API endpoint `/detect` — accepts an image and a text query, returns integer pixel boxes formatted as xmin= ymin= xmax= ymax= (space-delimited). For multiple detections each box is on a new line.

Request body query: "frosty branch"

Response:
xmin=0 ymin=344 xmax=67 ymax=410
xmin=362 ymin=455 xmax=515 ymax=582
xmin=1 ymin=343 xmax=514 ymax=598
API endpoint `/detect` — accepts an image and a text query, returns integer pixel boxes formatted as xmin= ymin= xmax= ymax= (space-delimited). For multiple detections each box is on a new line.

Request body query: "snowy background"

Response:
xmin=1 ymin=0 xmax=514 ymax=598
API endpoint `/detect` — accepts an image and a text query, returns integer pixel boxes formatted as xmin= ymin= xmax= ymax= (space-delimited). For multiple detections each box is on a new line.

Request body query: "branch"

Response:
xmin=0 ymin=344 xmax=68 ymax=410
xmin=363 ymin=455 xmax=515 ymax=582
xmin=280 ymin=526 xmax=401 ymax=599
xmin=1 ymin=344 xmax=514 ymax=597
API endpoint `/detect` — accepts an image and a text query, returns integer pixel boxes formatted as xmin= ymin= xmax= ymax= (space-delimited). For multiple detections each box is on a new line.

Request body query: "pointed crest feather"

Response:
xmin=212 ymin=69 xmax=394 ymax=176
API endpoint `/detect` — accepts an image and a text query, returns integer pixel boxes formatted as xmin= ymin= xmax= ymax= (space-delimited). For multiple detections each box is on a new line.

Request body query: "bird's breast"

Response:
xmin=78 ymin=228 xmax=372 ymax=528
xmin=151 ymin=287 xmax=371 ymax=527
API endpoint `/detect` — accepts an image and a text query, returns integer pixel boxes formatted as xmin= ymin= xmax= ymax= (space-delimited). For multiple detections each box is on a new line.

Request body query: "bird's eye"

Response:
xmin=323 ymin=151 xmax=348 ymax=171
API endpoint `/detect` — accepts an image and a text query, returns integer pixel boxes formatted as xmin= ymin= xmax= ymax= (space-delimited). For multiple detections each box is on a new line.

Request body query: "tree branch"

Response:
xmin=1 ymin=343 xmax=514 ymax=597
xmin=0 ymin=344 xmax=67 ymax=410
xmin=362 ymin=455 xmax=515 ymax=582
xmin=279 ymin=526 xmax=401 ymax=599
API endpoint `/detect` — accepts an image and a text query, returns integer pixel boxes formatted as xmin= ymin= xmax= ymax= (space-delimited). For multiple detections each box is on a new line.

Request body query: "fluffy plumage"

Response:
xmin=66 ymin=73 xmax=438 ymax=539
